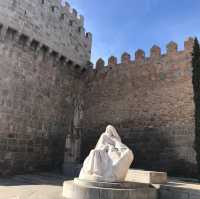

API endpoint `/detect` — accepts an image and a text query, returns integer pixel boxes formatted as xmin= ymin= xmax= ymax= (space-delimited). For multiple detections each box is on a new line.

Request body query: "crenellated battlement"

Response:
xmin=0 ymin=0 xmax=92 ymax=67
xmin=61 ymin=1 xmax=84 ymax=24
xmin=94 ymin=37 xmax=194 ymax=70
xmin=80 ymin=38 xmax=196 ymax=179
xmin=0 ymin=24 xmax=86 ymax=75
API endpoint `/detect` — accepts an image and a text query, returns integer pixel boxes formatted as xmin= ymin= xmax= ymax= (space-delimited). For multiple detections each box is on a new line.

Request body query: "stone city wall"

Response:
xmin=0 ymin=0 xmax=92 ymax=176
xmin=78 ymin=38 xmax=196 ymax=177
xmin=0 ymin=0 xmax=196 ymax=177
xmin=0 ymin=16 xmax=86 ymax=176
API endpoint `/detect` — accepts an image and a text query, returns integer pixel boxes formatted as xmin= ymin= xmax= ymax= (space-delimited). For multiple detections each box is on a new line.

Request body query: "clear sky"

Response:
xmin=64 ymin=0 xmax=200 ymax=64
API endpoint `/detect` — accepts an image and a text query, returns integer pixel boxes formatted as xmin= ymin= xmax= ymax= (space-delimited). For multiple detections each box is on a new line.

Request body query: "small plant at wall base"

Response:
xmin=192 ymin=37 xmax=200 ymax=179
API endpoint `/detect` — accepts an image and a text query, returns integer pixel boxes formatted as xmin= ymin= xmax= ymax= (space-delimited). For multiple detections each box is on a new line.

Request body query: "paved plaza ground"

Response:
xmin=1 ymin=173 xmax=200 ymax=199
xmin=0 ymin=173 xmax=69 ymax=199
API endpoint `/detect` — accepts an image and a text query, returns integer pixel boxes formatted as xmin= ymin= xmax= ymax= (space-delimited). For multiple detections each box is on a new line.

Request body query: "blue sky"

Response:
xmin=65 ymin=0 xmax=200 ymax=64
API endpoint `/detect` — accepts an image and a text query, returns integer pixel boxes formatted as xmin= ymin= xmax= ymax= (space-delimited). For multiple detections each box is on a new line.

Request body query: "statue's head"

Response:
xmin=106 ymin=125 xmax=121 ymax=141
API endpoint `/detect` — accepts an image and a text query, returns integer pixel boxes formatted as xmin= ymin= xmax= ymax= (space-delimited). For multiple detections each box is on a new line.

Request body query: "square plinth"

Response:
xmin=125 ymin=169 xmax=168 ymax=184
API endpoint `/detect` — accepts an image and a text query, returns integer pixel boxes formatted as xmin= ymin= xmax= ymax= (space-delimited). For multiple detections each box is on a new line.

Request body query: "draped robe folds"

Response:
xmin=79 ymin=125 xmax=134 ymax=182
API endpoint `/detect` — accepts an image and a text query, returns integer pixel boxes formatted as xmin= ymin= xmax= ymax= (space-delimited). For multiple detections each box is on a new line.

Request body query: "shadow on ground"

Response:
xmin=0 ymin=172 xmax=71 ymax=186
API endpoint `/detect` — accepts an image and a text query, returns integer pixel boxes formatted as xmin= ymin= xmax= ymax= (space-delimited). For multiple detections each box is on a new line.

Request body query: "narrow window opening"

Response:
xmin=60 ymin=13 xmax=65 ymax=20
xmin=30 ymin=39 xmax=39 ymax=51
xmin=81 ymin=68 xmax=86 ymax=73
xmin=51 ymin=51 xmax=59 ymax=58
xmin=69 ymin=20 xmax=73 ymax=26
xmin=67 ymin=60 xmax=73 ymax=66
xmin=6 ymin=27 xmax=17 ymax=40
xmin=86 ymin=33 xmax=89 ymax=38
xmin=0 ymin=24 xmax=3 ymax=36
xmin=75 ymin=64 xmax=80 ymax=69
xmin=19 ymin=34 xmax=29 ymax=46
xmin=50 ymin=51 xmax=59 ymax=66
xmin=41 ymin=45 xmax=49 ymax=58
xmin=78 ymin=27 xmax=82 ymax=33
xmin=51 ymin=6 xmax=55 ymax=12
xmin=60 ymin=56 xmax=66 ymax=64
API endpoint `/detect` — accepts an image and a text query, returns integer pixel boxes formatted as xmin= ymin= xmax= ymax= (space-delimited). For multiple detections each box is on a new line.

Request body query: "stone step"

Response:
xmin=125 ymin=169 xmax=168 ymax=184
xmin=63 ymin=178 xmax=157 ymax=199
xmin=159 ymin=178 xmax=200 ymax=199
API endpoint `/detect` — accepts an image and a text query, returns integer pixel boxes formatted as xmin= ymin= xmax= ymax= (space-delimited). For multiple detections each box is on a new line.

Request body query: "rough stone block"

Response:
xmin=63 ymin=180 xmax=74 ymax=199
xmin=125 ymin=169 xmax=168 ymax=184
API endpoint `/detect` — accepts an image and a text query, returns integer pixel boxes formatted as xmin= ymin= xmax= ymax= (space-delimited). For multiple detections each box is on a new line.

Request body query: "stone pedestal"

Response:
xmin=63 ymin=178 xmax=157 ymax=199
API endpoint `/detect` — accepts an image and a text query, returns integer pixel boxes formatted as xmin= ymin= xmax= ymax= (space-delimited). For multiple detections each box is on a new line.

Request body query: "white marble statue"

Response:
xmin=79 ymin=125 xmax=134 ymax=182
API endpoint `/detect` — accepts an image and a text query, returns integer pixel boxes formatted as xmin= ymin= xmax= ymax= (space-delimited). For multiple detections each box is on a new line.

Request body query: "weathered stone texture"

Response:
xmin=0 ymin=0 xmax=92 ymax=176
xmin=0 ymin=25 xmax=84 ymax=175
xmin=0 ymin=0 xmax=196 ymax=178
xmin=80 ymin=44 xmax=196 ymax=176
xmin=0 ymin=0 xmax=92 ymax=66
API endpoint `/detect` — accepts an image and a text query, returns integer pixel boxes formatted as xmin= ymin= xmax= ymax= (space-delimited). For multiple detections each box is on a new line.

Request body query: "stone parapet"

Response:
xmin=94 ymin=38 xmax=194 ymax=69
xmin=0 ymin=0 xmax=92 ymax=67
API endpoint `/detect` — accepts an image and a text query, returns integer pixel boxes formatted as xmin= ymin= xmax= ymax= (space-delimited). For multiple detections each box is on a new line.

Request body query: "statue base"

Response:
xmin=63 ymin=178 xmax=157 ymax=199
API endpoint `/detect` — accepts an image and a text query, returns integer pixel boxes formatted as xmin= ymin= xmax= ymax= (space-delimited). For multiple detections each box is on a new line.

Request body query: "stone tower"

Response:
xmin=0 ymin=0 xmax=92 ymax=66
xmin=0 ymin=0 xmax=92 ymax=175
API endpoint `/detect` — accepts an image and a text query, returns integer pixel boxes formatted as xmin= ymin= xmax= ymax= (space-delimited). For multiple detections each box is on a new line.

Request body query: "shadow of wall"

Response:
xmin=80 ymin=125 xmax=197 ymax=178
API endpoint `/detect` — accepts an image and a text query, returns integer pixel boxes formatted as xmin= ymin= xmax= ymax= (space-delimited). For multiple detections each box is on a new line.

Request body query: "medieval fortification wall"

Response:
xmin=0 ymin=0 xmax=92 ymax=67
xmin=0 ymin=0 xmax=91 ymax=175
xmin=78 ymin=38 xmax=196 ymax=177
xmin=0 ymin=0 xmax=196 ymax=177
